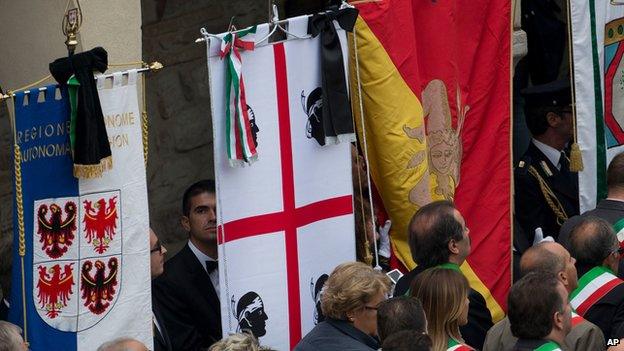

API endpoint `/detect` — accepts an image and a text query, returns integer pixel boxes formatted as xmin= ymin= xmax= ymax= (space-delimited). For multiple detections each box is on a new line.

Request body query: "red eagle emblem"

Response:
xmin=80 ymin=258 xmax=118 ymax=315
xmin=83 ymin=197 xmax=118 ymax=254
xmin=37 ymin=202 xmax=77 ymax=259
xmin=36 ymin=264 xmax=75 ymax=318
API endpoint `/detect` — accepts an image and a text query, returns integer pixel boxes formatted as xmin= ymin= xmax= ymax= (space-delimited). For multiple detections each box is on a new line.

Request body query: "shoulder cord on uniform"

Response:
xmin=528 ymin=165 xmax=569 ymax=225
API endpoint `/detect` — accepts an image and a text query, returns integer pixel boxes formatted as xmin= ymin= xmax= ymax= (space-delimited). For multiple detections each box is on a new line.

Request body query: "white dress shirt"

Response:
xmin=532 ymin=139 xmax=563 ymax=170
xmin=188 ymin=240 xmax=220 ymax=298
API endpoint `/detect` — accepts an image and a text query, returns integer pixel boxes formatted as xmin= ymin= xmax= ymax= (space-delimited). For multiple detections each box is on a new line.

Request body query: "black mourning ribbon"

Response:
xmin=308 ymin=7 xmax=359 ymax=146
xmin=206 ymin=260 xmax=218 ymax=274
xmin=49 ymin=47 xmax=111 ymax=177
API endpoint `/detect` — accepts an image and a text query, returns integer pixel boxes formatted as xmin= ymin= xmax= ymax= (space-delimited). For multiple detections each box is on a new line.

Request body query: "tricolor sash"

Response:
xmin=570 ymin=266 xmax=623 ymax=316
xmin=533 ymin=341 xmax=563 ymax=351
xmin=571 ymin=310 xmax=584 ymax=328
xmin=447 ymin=338 xmax=473 ymax=351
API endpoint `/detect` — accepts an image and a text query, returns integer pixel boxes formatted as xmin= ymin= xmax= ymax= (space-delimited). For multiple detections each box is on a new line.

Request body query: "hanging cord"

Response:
xmin=352 ymin=22 xmax=381 ymax=270
xmin=5 ymin=93 xmax=28 ymax=341
xmin=140 ymin=63 xmax=150 ymax=166
xmin=565 ymin=0 xmax=583 ymax=172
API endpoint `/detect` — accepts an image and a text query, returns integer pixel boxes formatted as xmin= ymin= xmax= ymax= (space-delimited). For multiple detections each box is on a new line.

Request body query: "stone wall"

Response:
xmin=141 ymin=0 xmax=285 ymax=255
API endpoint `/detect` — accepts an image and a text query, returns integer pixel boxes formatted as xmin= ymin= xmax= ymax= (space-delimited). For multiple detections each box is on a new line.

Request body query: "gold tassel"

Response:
xmin=569 ymin=142 xmax=584 ymax=172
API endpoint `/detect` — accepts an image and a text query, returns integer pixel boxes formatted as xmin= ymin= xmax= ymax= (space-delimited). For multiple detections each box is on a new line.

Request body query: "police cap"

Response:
xmin=521 ymin=79 xmax=572 ymax=109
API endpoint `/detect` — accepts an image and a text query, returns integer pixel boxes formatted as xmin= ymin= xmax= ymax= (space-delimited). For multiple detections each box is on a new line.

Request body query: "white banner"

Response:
xmin=206 ymin=16 xmax=356 ymax=350
xmin=571 ymin=1 xmax=624 ymax=211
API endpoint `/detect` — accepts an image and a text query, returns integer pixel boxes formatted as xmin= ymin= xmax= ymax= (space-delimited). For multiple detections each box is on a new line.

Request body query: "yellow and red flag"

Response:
xmin=350 ymin=0 xmax=511 ymax=320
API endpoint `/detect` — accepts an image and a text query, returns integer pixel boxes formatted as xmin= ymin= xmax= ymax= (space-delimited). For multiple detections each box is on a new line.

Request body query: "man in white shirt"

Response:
xmin=153 ymin=180 xmax=222 ymax=350
xmin=515 ymin=78 xmax=579 ymax=252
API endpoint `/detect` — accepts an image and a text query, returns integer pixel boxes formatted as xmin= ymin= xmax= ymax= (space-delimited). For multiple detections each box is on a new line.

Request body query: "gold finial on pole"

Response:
xmin=62 ymin=0 xmax=83 ymax=55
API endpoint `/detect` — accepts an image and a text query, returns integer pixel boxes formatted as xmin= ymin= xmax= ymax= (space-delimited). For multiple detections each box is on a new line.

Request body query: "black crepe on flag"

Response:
xmin=308 ymin=7 xmax=358 ymax=145
xmin=49 ymin=47 xmax=110 ymax=177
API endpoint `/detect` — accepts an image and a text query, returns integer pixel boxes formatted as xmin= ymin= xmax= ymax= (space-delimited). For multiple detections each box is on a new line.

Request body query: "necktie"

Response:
xmin=559 ymin=151 xmax=570 ymax=176
xmin=205 ymin=260 xmax=218 ymax=274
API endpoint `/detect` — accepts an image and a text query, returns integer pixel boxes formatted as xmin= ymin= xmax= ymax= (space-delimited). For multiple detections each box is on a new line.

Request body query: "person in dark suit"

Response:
xmin=483 ymin=242 xmax=604 ymax=351
xmin=394 ymin=200 xmax=493 ymax=350
xmin=515 ymin=79 xmax=579 ymax=248
xmin=150 ymin=228 xmax=172 ymax=351
xmin=507 ymin=272 xmax=571 ymax=351
xmin=153 ymin=180 xmax=221 ymax=350
xmin=559 ymin=152 xmax=624 ymax=279
xmin=566 ymin=216 xmax=624 ymax=345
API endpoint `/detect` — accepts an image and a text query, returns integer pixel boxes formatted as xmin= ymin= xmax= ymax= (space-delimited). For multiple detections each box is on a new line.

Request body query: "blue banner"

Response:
xmin=9 ymin=85 xmax=78 ymax=350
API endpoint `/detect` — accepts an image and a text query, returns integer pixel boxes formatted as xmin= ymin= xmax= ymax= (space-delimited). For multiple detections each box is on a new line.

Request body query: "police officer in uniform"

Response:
xmin=515 ymin=79 xmax=579 ymax=252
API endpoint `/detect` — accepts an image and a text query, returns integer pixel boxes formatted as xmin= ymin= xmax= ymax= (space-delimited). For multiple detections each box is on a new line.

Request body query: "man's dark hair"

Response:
xmin=508 ymin=271 xmax=564 ymax=339
xmin=608 ymin=152 xmax=624 ymax=190
xmin=568 ymin=216 xmax=617 ymax=267
xmin=381 ymin=330 xmax=432 ymax=351
xmin=408 ymin=200 xmax=463 ymax=268
xmin=524 ymin=106 xmax=563 ymax=136
xmin=377 ymin=296 xmax=427 ymax=342
xmin=182 ymin=179 xmax=216 ymax=216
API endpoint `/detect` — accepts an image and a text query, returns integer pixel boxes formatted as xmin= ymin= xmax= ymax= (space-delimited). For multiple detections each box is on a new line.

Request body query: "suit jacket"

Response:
xmin=153 ymin=292 xmax=173 ymax=351
xmin=512 ymin=339 xmax=564 ymax=351
xmin=558 ymin=199 xmax=624 ymax=279
xmin=515 ymin=142 xmax=579 ymax=245
xmin=153 ymin=244 xmax=221 ymax=351
xmin=483 ymin=316 xmax=605 ymax=351
xmin=294 ymin=318 xmax=379 ymax=351
xmin=394 ymin=265 xmax=493 ymax=350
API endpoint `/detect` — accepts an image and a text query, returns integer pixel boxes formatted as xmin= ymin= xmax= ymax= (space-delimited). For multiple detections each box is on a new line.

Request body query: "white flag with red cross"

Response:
xmin=206 ymin=15 xmax=356 ymax=350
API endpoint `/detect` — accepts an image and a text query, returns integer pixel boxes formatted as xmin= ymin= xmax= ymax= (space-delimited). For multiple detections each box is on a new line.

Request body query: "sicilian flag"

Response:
xmin=8 ymin=71 xmax=152 ymax=350
xmin=205 ymin=15 xmax=355 ymax=350
xmin=571 ymin=2 xmax=624 ymax=211
xmin=350 ymin=0 xmax=511 ymax=320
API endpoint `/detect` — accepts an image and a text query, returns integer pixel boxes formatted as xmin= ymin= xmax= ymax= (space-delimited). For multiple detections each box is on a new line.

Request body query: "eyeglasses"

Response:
xmin=150 ymin=241 xmax=163 ymax=254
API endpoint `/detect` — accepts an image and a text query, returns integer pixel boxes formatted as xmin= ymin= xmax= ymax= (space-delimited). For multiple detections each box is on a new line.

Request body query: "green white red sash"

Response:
xmin=570 ymin=266 xmax=623 ymax=316
xmin=220 ymin=26 xmax=258 ymax=167
xmin=533 ymin=341 xmax=562 ymax=351
xmin=447 ymin=338 xmax=473 ymax=351
xmin=571 ymin=310 xmax=584 ymax=328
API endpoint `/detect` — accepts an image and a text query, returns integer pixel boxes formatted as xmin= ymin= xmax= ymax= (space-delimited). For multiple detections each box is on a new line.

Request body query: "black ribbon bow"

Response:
xmin=308 ymin=7 xmax=359 ymax=146
xmin=49 ymin=47 xmax=111 ymax=178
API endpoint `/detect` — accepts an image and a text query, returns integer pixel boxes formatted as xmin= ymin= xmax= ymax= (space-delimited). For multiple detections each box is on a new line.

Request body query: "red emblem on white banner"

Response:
xmin=36 ymin=263 xmax=75 ymax=318
xmin=83 ymin=196 xmax=118 ymax=254
xmin=37 ymin=202 xmax=77 ymax=259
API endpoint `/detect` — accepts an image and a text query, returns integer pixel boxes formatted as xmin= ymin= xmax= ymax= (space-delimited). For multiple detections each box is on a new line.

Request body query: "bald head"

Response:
xmin=97 ymin=338 xmax=148 ymax=351
xmin=569 ymin=216 xmax=617 ymax=268
xmin=520 ymin=242 xmax=565 ymax=276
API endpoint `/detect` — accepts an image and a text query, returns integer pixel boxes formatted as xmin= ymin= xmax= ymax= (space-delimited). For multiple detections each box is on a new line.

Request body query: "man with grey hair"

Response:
xmin=483 ymin=242 xmax=604 ymax=350
xmin=567 ymin=216 xmax=624 ymax=345
xmin=97 ymin=337 xmax=148 ymax=351
xmin=0 ymin=321 xmax=28 ymax=351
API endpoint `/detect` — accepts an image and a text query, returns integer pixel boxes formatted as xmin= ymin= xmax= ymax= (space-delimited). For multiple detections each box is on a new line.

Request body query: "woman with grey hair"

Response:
xmin=0 ymin=321 xmax=28 ymax=351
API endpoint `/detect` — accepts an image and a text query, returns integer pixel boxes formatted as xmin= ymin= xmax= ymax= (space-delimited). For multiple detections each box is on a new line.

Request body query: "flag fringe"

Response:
xmin=73 ymin=156 xmax=113 ymax=179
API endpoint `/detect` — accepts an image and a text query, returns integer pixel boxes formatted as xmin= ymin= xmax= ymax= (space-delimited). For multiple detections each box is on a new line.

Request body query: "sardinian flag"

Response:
xmin=9 ymin=70 xmax=152 ymax=350
xmin=205 ymin=15 xmax=355 ymax=350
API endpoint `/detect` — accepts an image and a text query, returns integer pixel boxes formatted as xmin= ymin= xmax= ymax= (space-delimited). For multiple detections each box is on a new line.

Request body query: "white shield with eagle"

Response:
xmin=32 ymin=190 xmax=122 ymax=331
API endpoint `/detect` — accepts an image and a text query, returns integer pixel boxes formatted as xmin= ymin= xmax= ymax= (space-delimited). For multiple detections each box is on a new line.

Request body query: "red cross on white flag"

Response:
xmin=207 ymin=15 xmax=356 ymax=350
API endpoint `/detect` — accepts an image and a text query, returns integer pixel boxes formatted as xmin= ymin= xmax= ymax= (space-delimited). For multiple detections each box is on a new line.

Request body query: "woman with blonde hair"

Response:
xmin=294 ymin=261 xmax=391 ymax=351
xmin=410 ymin=267 xmax=473 ymax=351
